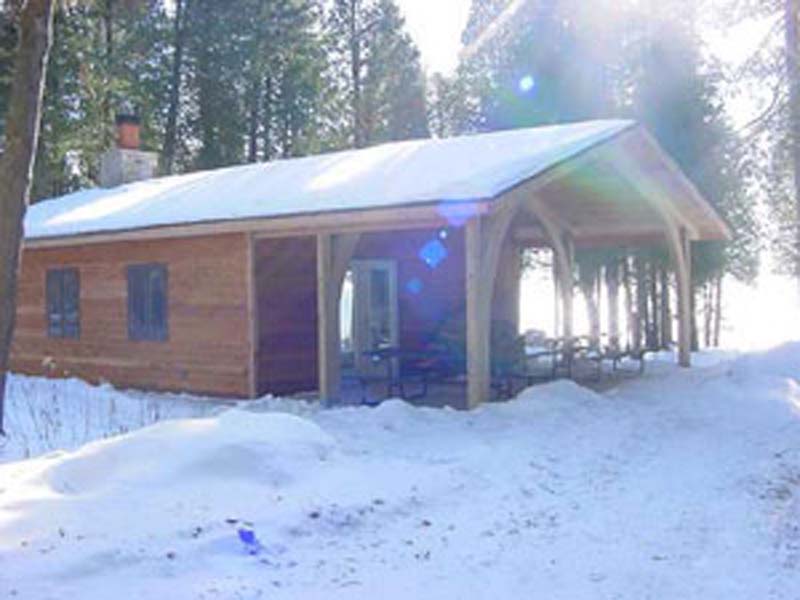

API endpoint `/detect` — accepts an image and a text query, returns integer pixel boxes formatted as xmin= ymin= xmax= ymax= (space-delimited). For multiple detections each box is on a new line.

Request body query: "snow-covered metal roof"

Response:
xmin=24 ymin=120 xmax=635 ymax=241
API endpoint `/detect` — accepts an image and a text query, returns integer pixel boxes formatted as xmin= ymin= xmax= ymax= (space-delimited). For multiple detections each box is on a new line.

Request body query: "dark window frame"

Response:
xmin=46 ymin=268 xmax=80 ymax=339
xmin=127 ymin=263 xmax=169 ymax=342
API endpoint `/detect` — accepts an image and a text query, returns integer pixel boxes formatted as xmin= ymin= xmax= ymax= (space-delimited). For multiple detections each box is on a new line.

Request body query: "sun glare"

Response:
xmin=518 ymin=75 xmax=536 ymax=93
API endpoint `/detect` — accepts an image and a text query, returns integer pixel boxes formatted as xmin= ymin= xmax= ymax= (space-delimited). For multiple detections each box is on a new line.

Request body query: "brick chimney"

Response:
xmin=115 ymin=113 xmax=141 ymax=150
xmin=99 ymin=113 xmax=158 ymax=188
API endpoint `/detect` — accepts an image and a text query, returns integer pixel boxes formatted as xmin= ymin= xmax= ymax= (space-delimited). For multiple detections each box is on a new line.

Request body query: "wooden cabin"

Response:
xmin=11 ymin=120 xmax=730 ymax=409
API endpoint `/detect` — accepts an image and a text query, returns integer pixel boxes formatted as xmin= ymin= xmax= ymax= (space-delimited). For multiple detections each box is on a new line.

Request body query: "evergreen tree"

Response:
xmin=458 ymin=0 xmax=621 ymax=131
xmin=180 ymin=0 xmax=327 ymax=168
xmin=0 ymin=3 xmax=17 ymax=136
xmin=186 ymin=0 xmax=248 ymax=169
xmin=326 ymin=0 xmax=428 ymax=148
xmin=722 ymin=0 xmax=800 ymax=280
xmin=452 ymin=0 xmax=760 ymax=346
xmin=626 ymin=3 xmax=760 ymax=286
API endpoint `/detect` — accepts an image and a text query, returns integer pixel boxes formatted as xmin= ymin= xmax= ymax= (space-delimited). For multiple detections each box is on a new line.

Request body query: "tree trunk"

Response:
xmin=596 ymin=269 xmax=602 ymax=342
xmin=713 ymin=276 xmax=723 ymax=347
xmin=690 ymin=284 xmax=700 ymax=351
xmin=579 ymin=265 xmax=600 ymax=348
xmin=247 ymin=78 xmax=261 ymax=163
xmin=102 ymin=0 xmax=115 ymax=146
xmin=0 ymin=0 xmax=57 ymax=434
xmin=785 ymin=0 xmax=800 ymax=283
xmin=660 ymin=267 xmax=672 ymax=348
xmin=623 ymin=257 xmax=634 ymax=351
xmin=162 ymin=0 xmax=188 ymax=174
xmin=349 ymin=0 xmax=364 ymax=148
xmin=634 ymin=256 xmax=647 ymax=351
xmin=606 ymin=259 xmax=620 ymax=350
xmin=552 ymin=254 xmax=560 ymax=338
xmin=262 ymin=74 xmax=273 ymax=161
xmin=648 ymin=260 xmax=659 ymax=348
xmin=703 ymin=282 xmax=712 ymax=348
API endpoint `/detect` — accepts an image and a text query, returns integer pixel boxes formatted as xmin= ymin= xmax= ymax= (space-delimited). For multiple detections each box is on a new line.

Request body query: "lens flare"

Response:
xmin=406 ymin=278 xmax=424 ymax=295
xmin=519 ymin=75 xmax=535 ymax=93
xmin=436 ymin=202 xmax=480 ymax=227
xmin=419 ymin=239 xmax=448 ymax=269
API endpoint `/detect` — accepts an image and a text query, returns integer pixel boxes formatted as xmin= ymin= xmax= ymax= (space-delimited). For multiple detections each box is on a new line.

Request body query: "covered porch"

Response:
xmin=250 ymin=124 xmax=729 ymax=409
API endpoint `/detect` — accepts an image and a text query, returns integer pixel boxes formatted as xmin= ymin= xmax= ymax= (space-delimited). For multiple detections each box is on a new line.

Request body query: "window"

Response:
xmin=46 ymin=268 xmax=80 ymax=339
xmin=127 ymin=263 xmax=168 ymax=342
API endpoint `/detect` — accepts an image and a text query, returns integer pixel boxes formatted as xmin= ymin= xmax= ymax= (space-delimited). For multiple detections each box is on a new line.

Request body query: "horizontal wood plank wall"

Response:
xmin=10 ymin=233 xmax=252 ymax=397
xmin=354 ymin=227 xmax=466 ymax=354
xmin=254 ymin=236 xmax=318 ymax=396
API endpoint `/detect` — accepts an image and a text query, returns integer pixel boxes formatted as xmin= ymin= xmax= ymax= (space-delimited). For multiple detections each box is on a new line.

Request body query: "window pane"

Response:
xmin=62 ymin=269 xmax=80 ymax=338
xmin=128 ymin=264 xmax=167 ymax=342
xmin=149 ymin=266 xmax=167 ymax=340
xmin=46 ymin=270 xmax=63 ymax=337
xmin=128 ymin=267 xmax=147 ymax=340
xmin=46 ymin=268 xmax=79 ymax=339
xmin=369 ymin=268 xmax=392 ymax=348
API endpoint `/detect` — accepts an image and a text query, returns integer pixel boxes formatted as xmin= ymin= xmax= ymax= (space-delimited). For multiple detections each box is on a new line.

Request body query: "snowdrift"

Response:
xmin=43 ymin=410 xmax=336 ymax=496
xmin=732 ymin=341 xmax=800 ymax=381
xmin=0 ymin=411 xmax=336 ymax=552
xmin=1 ymin=347 xmax=799 ymax=599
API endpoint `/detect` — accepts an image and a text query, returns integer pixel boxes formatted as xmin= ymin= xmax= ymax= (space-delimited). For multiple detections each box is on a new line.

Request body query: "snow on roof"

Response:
xmin=24 ymin=119 xmax=635 ymax=240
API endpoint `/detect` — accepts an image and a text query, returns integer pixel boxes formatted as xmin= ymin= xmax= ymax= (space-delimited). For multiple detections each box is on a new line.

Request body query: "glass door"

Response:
xmin=350 ymin=260 xmax=399 ymax=376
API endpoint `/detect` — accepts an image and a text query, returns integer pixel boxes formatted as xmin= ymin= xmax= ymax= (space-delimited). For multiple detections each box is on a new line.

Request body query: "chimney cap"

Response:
xmin=115 ymin=113 xmax=141 ymax=126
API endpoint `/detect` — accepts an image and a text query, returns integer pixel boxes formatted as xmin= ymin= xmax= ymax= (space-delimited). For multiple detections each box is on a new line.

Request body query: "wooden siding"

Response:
xmin=252 ymin=229 xmax=466 ymax=396
xmin=11 ymin=227 xmax=468 ymax=400
xmin=354 ymin=228 xmax=466 ymax=353
xmin=254 ymin=236 xmax=318 ymax=396
xmin=10 ymin=233 xmax=252 ymax=397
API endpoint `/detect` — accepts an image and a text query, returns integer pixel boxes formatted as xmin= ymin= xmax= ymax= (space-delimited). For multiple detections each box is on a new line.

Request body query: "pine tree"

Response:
xmin=458 ymin=0 xmax=621 ymax=132
xmin=453 ymin=0 xmax=760 ymax=346
xmin=162 ymin=0 xmax=189 ymax=174
xmin=0 ymin=3 xmax=17 ymax=135
xmin=186 ymin=0 xmax=247 ymax=169
xmin=326 ymin=0 xmax=428 ymax=148
xmin=178 ymin=0 xmax=328 ymax=168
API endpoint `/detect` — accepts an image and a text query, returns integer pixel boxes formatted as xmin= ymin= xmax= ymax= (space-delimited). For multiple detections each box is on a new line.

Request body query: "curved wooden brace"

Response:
xmin=604 ymin=139 xmax=700 ymax=241
xmin=465 ymin=199 xmax=521 ymax=409
xmin=524 ymin=198 xmax=575 ymax=341
xmin=607 ymin=147 xmax=693 ymax=367
xmin=317 ymin=232 xmax=361 ymax=403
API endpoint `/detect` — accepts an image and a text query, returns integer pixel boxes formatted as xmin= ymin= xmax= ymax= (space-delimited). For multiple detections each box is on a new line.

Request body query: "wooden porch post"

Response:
xmin=465 ymin=201 xmax=519 ymax=409
xmin=316 ymin=232 xmax=360 ymax=404
xmin=668 ymin=226 xmax=692 ymax=367
xmin=246 ymin=233 xmax=259 ymax=398
xmin=466 ymin=218 xmax=490 ymax=409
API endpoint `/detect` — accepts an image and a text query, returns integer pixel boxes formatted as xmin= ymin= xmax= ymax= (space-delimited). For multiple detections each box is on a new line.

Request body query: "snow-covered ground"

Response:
xmin=1 ymin=347 xmax=799 ymax=599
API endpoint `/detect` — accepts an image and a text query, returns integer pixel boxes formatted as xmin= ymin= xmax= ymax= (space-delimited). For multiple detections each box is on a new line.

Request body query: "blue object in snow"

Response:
xmin=237 ymin=526 xmax=262 ymax=555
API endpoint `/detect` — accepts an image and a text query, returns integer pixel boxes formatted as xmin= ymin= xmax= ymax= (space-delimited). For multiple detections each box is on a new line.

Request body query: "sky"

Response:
xmin=396 ymin=0 xmax=472 ymax=74
xmin=397 ymin=1 xmax=778 ymax=81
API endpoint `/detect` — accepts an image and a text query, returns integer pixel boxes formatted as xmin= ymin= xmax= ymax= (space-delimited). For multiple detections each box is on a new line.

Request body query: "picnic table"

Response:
xmin=353 ymin=346 xmax=432 ymax=403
